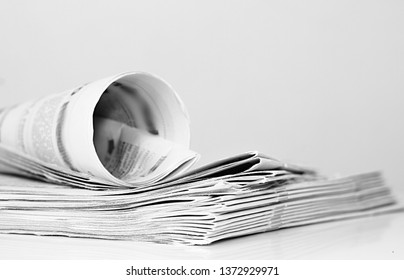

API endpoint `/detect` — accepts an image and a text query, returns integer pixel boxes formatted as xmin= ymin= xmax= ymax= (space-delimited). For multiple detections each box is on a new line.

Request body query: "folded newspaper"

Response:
xmin=0 ymin=72 xmax=401 ymax=245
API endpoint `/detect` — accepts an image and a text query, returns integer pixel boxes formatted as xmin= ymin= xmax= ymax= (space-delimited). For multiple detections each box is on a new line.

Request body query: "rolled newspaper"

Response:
xmin=0 ymin=72 xmax=198 ymax=186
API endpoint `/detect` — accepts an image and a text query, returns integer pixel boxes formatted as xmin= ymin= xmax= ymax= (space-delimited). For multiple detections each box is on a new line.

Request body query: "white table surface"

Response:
xmin=1 ymin=211 xmax=403 ymax=260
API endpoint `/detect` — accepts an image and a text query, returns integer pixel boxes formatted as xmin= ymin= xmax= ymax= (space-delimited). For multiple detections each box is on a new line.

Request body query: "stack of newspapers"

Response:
xmin=0 ymin=72 xmax=400 ymax=245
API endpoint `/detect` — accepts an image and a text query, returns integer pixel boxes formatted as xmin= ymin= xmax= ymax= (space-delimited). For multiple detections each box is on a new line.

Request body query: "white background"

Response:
xmin=0 ymin=0 xmax=403 ymax=201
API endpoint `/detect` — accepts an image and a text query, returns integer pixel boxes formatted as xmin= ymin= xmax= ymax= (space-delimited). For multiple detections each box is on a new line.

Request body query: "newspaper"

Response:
xmin=0 ymin=72 xmax=199 ymax=187
xmin=0 ymin=171 xmax=400 ymax=245
xmin=0 ymin=72 xmax=401 ymax=245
